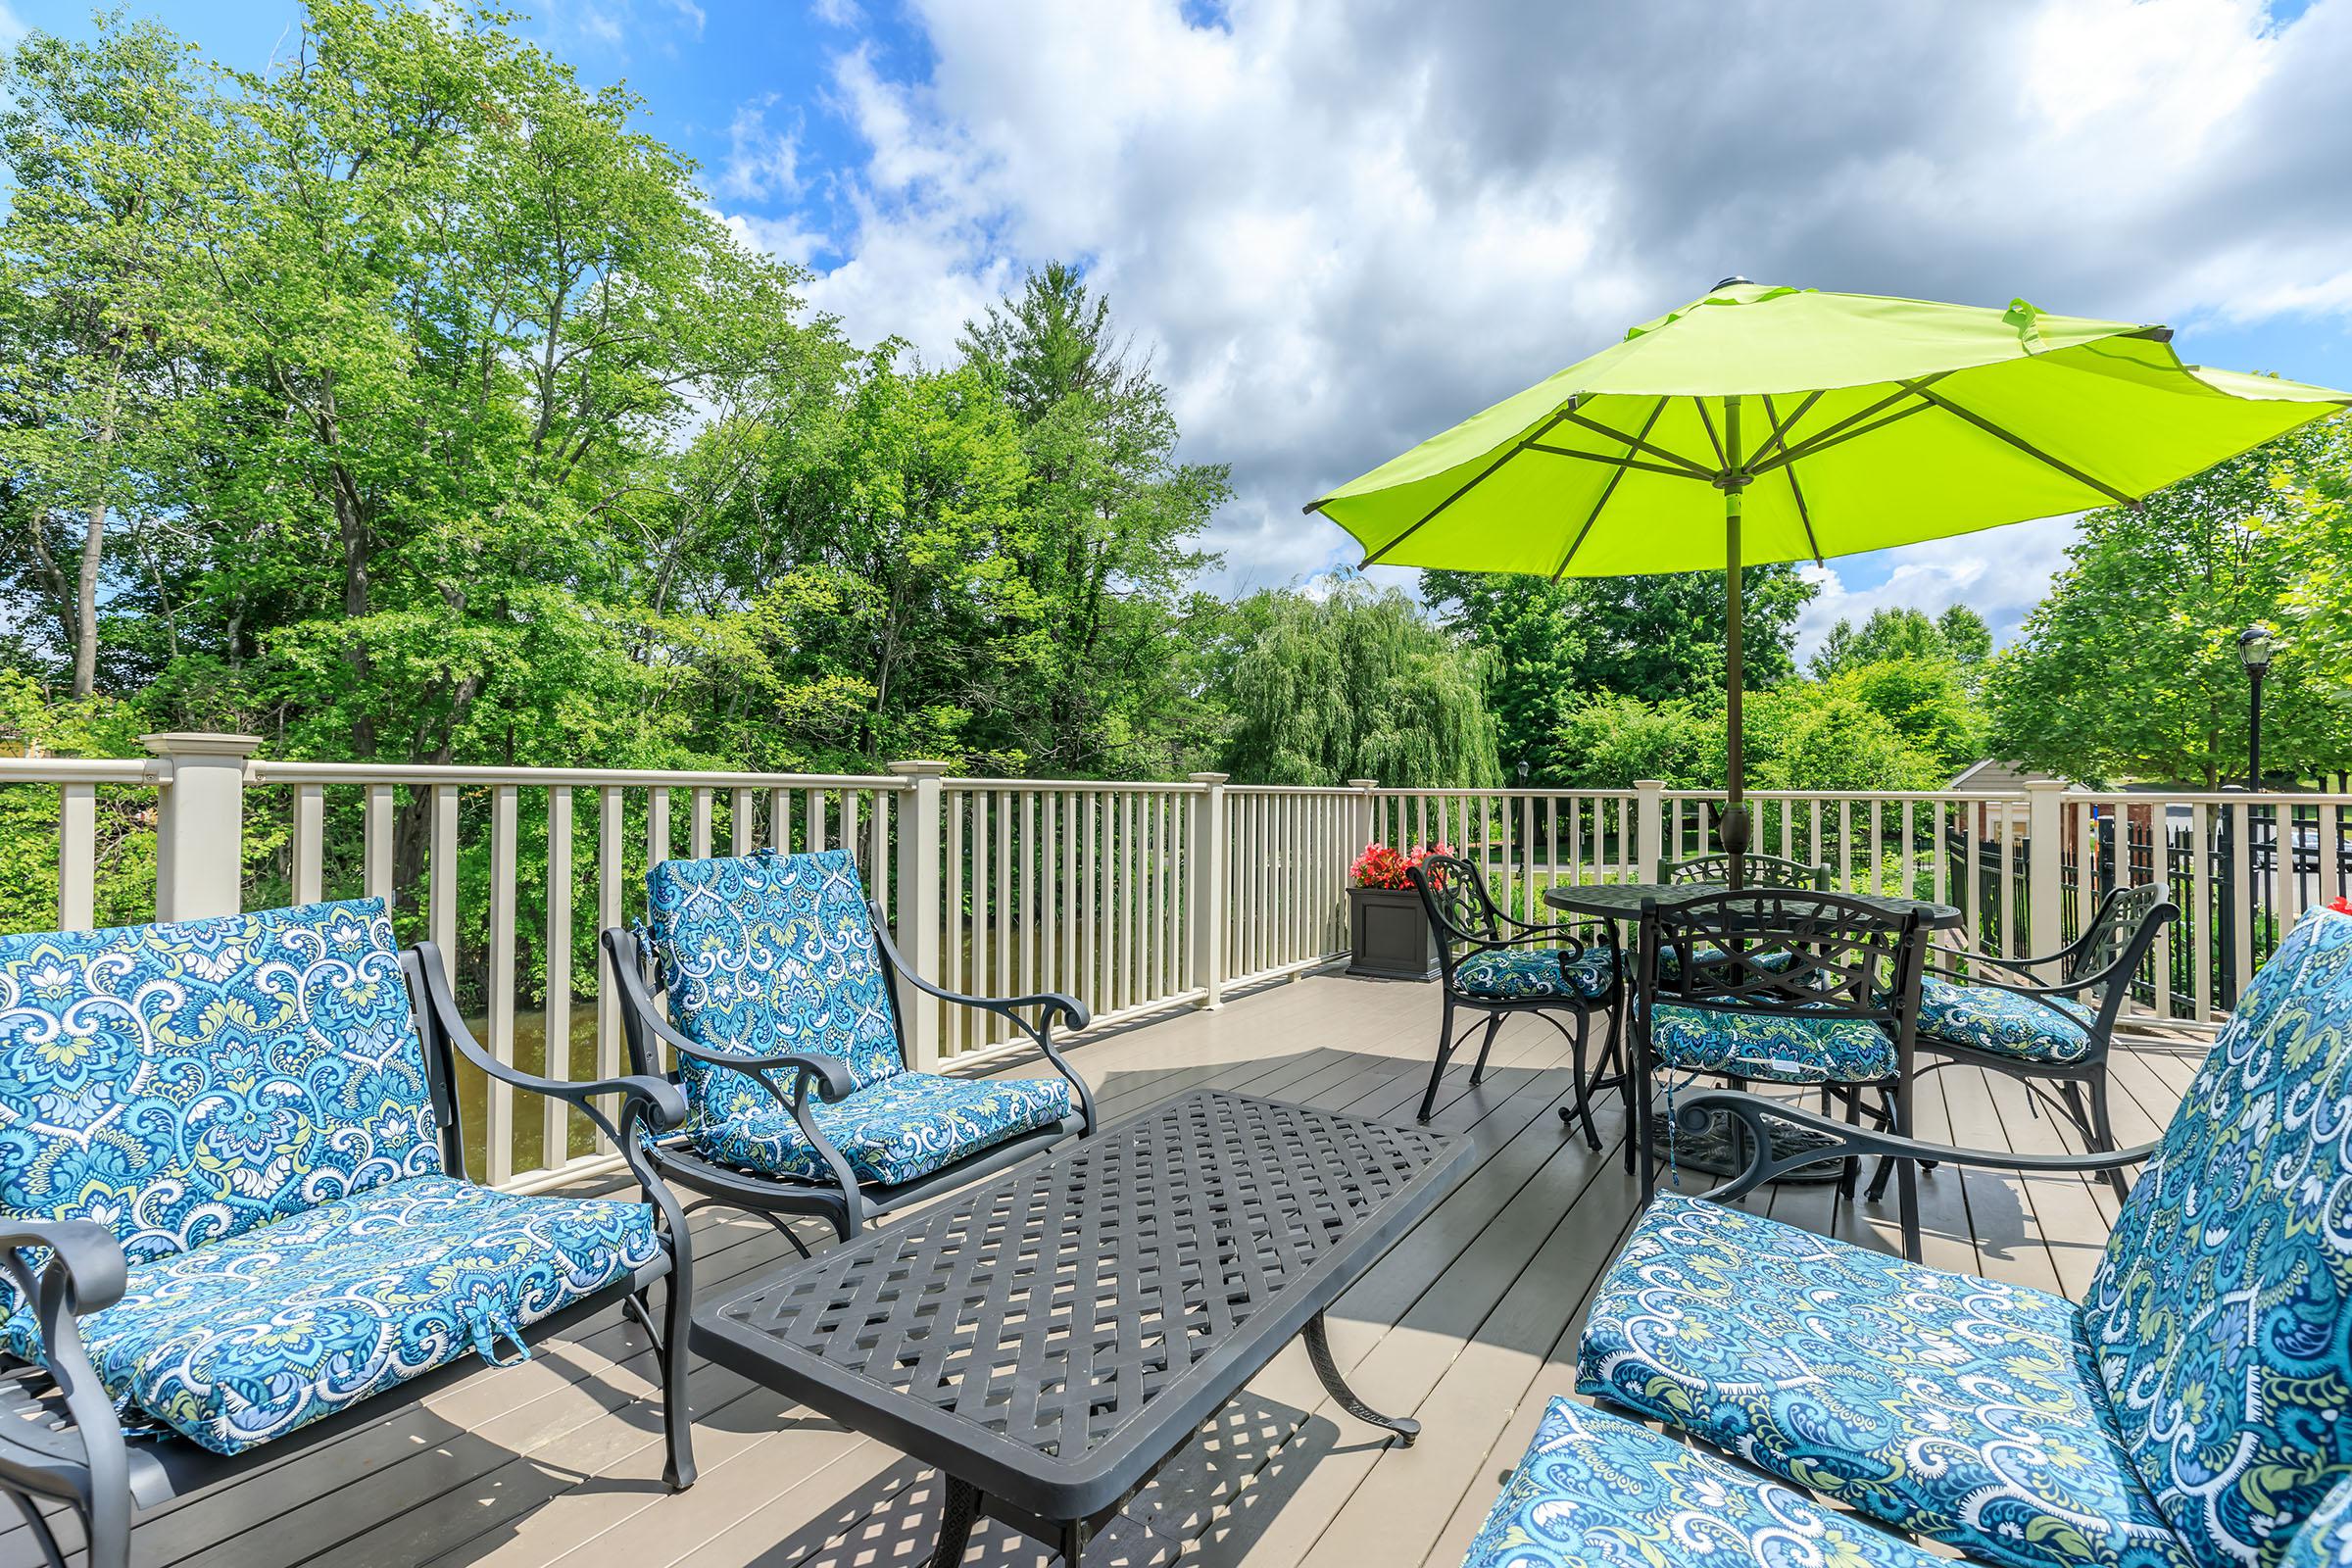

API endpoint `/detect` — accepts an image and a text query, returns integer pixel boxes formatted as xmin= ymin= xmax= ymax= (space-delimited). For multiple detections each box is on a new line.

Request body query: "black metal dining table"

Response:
xmin=1541 ymin=879 xmax=1962 ymax=1182
xmin=1541 ymin=879 xmax=1964 ymax=930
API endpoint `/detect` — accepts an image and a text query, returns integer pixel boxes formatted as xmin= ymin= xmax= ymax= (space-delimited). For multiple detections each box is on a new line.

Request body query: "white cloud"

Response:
xmin=1793 ymin=517 xmax=2080 ymax=659
xmin=662 ymin=0 xmax=708 ymax=37
xmin=730 ymin=0 xmax=2352 ymax=601
xmin=714 ymin=95 xmax=803 ymax=202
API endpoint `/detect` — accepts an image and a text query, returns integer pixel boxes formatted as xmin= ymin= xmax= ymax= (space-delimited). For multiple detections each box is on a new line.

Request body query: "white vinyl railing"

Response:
xmin=9 ymin=738 xmax=2346 ymax=1191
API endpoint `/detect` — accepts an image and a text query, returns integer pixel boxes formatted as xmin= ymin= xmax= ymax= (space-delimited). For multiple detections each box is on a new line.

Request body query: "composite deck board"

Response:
xmin=1 ymin=973 xmax=2194 ymax=1568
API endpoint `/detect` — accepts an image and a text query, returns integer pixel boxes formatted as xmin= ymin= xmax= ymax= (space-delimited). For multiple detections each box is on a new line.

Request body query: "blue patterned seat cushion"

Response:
xmin=2279 ymin=1475 xmax=2352 ymax=1568
xmin=647 ymin=850 xmax=906 ymax=1117
xmin=1455 ymin=948 xmax=1614 ymax=1002
xmin=1918 ymin=977 xmax=2095 ymax=1063
xmin=2079 ymin=908 xmax=2352 ymax=1568
xmin=688 ymin=1068 xmax=1074 ymax=1186
xmin=1464 ymin=1396 xmax=1944 ymax=1568
xmin=0 ymin=1173 xmax=659 ymax=1455
xmin=1645 ymin=1001 xmax=1896 ymax=1085
xmin=0 ymin=900 xmax=441 ymax=1269
xmin=1579 ymin=1194 xmax=2192 ymax=1568
xmin=1658 ymin=943 xmax=1798 ymax=982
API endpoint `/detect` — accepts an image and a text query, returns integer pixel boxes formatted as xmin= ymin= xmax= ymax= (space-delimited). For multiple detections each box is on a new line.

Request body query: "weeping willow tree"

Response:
xmin=1220 ymin=585 xmax=1500 ymax=787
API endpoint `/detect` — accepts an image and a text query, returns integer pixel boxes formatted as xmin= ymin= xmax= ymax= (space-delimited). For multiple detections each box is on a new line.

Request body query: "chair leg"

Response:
xmin=1635 ymin=1048 xmax=1657 ymax=1195
xmin=1418 ymin=998 xmax=1457 ymax=1124
xmin=1468 ymin=1012 xmax=1504 ymax=1086
xmin=661 ymin=1259 xmax=699 ymax=1490
xmin=1569 ymin=1006 xmax=1601 ymax=1152
xmin=1866 ymin=1087 xmax=1900 ymax=1204
xmin=2086 ymin=1071 xmax=2130 ymax=1200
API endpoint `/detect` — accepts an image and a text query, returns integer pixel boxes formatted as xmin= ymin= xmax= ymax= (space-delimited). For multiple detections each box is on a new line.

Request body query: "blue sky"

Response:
xmin=16 ymin=0 xmax=2352 ymax=656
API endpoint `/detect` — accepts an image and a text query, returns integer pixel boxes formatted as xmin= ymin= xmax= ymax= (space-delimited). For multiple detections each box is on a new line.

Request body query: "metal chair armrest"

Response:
xmin=1680 ymin=1089 xmax=2156 ymax=1203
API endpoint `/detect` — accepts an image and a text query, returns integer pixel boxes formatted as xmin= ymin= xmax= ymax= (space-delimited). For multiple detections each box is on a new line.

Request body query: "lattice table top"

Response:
xmin=692 ymin=1087 xmax=1465 ymax=1523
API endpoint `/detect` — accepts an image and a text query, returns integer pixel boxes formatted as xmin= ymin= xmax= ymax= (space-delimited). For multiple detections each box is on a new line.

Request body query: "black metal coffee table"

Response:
xmin=693 ymin=1087 xmax=1469 ymax=1567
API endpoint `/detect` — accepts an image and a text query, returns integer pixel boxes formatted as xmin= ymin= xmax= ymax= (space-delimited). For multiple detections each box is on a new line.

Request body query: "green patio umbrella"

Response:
xmin=1305 ymin=278 xmax=2350 ymax=881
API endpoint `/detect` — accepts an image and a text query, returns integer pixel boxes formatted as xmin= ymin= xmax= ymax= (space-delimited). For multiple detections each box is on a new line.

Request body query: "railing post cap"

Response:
xmin=1188 ymin=772 xmax=1230 ymax=785
xmin=886 ymin=760 xmax=953 ymax=778
xmin=140 ymin=731 xmax=264 ymax=760
xmin=1634 ymin=778 xmax=1667 ymax=790
xmin=2023 ymin=777 xmax=2069 ymax=792
xmin=1348 ymin=778 xmax=1379 ymax=790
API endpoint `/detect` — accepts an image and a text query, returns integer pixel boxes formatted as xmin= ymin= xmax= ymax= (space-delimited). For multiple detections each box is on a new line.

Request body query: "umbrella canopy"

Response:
xmin=1306 ymin=279 xmax=2349 ymax=878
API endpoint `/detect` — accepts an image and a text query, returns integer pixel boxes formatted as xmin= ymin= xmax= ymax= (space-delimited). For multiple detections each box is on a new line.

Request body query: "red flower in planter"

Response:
xmin=1350 ymin=841 xmax=1456 ymax=891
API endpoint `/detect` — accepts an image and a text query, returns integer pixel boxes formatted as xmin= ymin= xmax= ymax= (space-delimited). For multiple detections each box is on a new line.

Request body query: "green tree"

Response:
xmin=1986 ymin=419 xmax=2351 ymax=786
xmin=1827 ymin=658 xmax=1985 ymax=772
xmin=1220 ymin=586 xmax=1499 ymax=787
xmin=958 ymin=263 xmax=1229 ymax=775
xmin=0 ymin=19 xmax=224 ymax=696
xmin=1422 ymin=564 xmax=1813 ymax=780
xmin=1937 ymin=605 xmax=1993 ymax=670
xmin=1809 ymin=606 xmax=1953 ymax=677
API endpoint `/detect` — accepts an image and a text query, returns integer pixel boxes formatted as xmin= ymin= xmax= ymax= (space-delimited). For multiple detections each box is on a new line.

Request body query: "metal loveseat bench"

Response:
xmin=1465 ymin=903 xmax=2352 ymax=1568
xmin=0 ymin=899 xmax=696 ymax=1568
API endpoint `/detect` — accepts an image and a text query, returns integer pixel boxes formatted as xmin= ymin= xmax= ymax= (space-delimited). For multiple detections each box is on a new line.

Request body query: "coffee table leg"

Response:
xmin=928 ymin=1475 xmax=980 ymax=1568
xmin=1304 ymin=1312 xmax=1420 ymax=1446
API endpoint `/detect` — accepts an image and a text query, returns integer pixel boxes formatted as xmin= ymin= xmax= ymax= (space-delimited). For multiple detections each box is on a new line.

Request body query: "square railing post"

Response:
xmin=1634 ymin=779 xmax=1666 ymax=881
xmin=1348 ymin=778 xmax=1379 ymax=856
xmin=142 ymin=732 xmax=263 ymax=922
xmin=2026 ymin=777 xmax=2067 ymax=957
xmin=1188 ymin=773 xmax=1228 ymax=1008
xmin=889 ymin=760 xmax=950 ymax=1070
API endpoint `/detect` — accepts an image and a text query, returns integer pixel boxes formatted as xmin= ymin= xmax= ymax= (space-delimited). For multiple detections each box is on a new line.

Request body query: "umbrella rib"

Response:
xmin=1754 ymin=400 xmax=1936 ymax=472
xmin=1745 ymin=389 xmax=1824 ymax=470
xmin=1550 ymin=395 xmax=1671 ymax=581
xmin=1526 ymin=444 xmax=1707 ymax=480
xmin=1896 ymin=379 xmax=2141 ymax=508
xmin=1692 ymin=397 xmax=1729 ymax=468
xmin=1760 ymin=392 xmax=1824 ymax=566
xmin=1553 ymin=407 xmax=1717 ymax=480
xmin=1749 ymin=376 xmax=1949 ymax=474
xmin=1357 ymin=407 xmax=1574 ymax=564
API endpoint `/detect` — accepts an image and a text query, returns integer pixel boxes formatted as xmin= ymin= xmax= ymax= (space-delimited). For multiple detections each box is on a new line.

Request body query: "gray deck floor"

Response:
xmin=4 ymin=971 xmax=2199 ymax=1568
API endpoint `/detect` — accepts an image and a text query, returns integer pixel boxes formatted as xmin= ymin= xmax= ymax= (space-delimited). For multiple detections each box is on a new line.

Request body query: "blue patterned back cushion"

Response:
xmin=2081 ymin=908 xmax=2352 ymax=1568
xmin=645 ymin=849 xmax=905 ymax=1109
xmin=0 ymin=900 xmax=442 ymax=1266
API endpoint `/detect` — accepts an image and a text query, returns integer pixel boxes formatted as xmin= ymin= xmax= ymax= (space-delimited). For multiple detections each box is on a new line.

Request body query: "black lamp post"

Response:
xmin=2239 ymin=624 xmax=2274 ymax=788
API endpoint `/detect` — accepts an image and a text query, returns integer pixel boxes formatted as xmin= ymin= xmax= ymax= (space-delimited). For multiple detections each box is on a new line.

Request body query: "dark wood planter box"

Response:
xmin=1347 ymin=886 xmax=1440 ymax=981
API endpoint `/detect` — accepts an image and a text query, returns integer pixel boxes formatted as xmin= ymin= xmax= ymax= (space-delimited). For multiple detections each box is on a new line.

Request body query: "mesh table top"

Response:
xmin=691 ymin=1087 xmax=1466 ymax=1522
xmin=1544 ymin=879 xmax=1963 ymax=928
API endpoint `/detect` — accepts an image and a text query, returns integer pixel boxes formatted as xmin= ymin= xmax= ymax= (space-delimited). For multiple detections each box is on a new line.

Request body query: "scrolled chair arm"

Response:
xmin=1 ymin=1219 xmax=134 ymax=1535
xmin=412 ymin=942 xmax=695 ymax=1145
xmin=868 ymin=900 xmax=1098 ymax=1135
xmin=1677 ymin=1089 xmax=2158 ymax=1204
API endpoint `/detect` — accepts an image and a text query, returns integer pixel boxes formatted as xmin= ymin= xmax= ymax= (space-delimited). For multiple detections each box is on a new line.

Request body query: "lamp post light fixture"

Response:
xmin=2239 ymin=624 xmax=2275 ymax=789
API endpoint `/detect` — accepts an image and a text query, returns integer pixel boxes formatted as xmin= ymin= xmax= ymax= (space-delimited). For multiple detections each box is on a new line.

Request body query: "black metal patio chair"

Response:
xmin=602 ymin=847 xmax=1097 ymax=1248
xmin=1914 ymin=883 xmax=2175 ymax=1198
xmin=1405 ymin=852 xmax=1622 ymax=1145
xmin=1631 ymin=888 xmax=1933 ymax=1257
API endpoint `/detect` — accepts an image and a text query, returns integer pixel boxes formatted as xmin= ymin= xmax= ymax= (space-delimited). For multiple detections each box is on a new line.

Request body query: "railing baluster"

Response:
xmin=597 ymin=785 xmax=624 ymax=1152
xmin=544 ymin=786 xmax=573 ymax=1171
xmin=429 ymin=784 xmax=459 ymax=957
xmin=364 ymin=782 xmax=396 ymax=906
xmin=690 ymin=787 xmax=712 ymax=859
xmin=486 ymin=782 xmax=519 ymax=1188
xmin=57 ymin=783 xmax=95 ymax=931
xmin=293 ymin=784 xmax=324 ymax=906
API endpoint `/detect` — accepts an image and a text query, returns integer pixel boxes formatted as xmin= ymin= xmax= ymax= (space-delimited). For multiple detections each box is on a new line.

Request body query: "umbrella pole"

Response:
xmin=1723 ymin=404 xmax=1749 ymax=890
